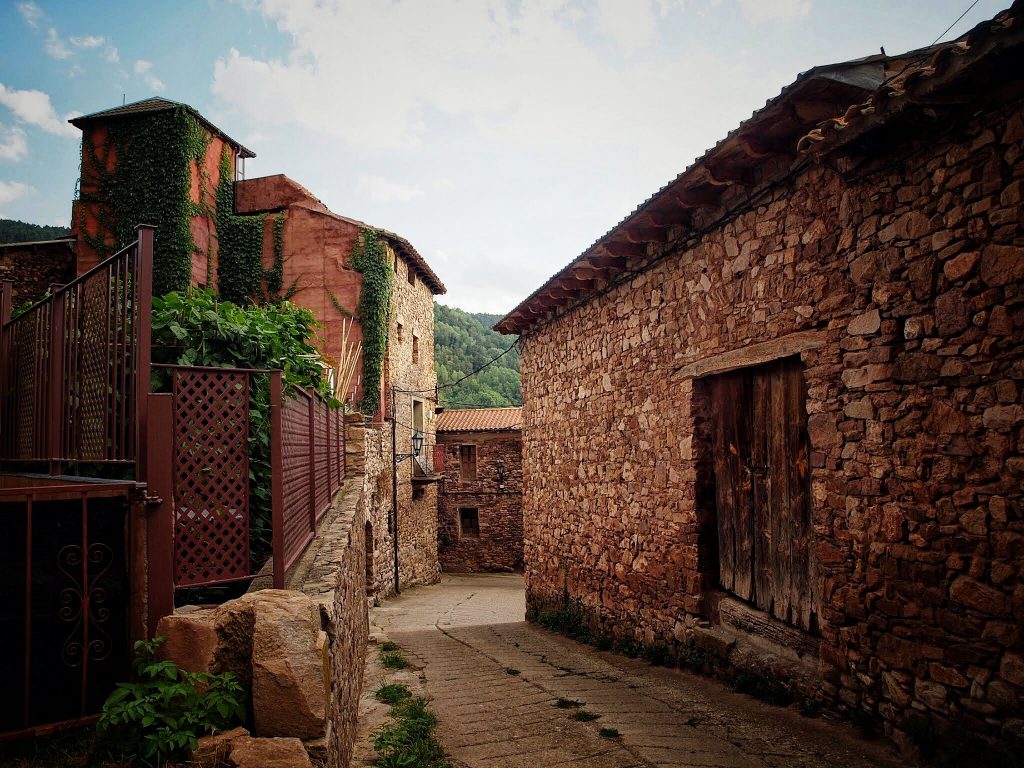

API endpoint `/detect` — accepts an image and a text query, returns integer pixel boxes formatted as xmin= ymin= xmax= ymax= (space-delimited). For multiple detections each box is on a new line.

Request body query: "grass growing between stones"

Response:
xmin=599 ymin=727 xmax=621 ymax=739
xmin=380 ymin=650 xmax=411 ymax=670
xmin=375 ymin=683 xmax=413 ymax=706
xmin=554 ymin=698 xmax=584 ymax=709
xmin=378 ymin=641 xmax=401 ymax=653
xmin=505 ymin=667 xmax=521 ymax=676
xmin=370 ymin=694 xmax=451 ymax=768
xmin=571 ymin=711 xmax=601 ymax=722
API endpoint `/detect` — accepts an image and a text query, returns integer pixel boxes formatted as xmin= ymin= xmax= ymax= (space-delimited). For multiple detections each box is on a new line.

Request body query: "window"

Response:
xmin=412 ymin=399 xmax=424 ymax=434
xmin=396 ymin=322 xmax=404 ymax=342
xmin=460 ymin=444 xmax=477 ymax=481
xmin=393 ymin=252 xmax=399 ymax=274
xmin=408 ymin=268 xmax=416 ymax=286
xmin=412 ymin=333 xmax=419 ymax=364
xmin=459 ymin=508 xmax=480 ymax=538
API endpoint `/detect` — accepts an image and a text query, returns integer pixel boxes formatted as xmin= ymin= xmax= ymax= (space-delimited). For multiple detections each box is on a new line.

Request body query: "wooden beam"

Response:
xmin=737 ymin=133 xmax=791 ymax=158
xmin=670 ymin=187 xmax=723 ymax=209
xmin=704 ymin=163 xmax=753 ymax=187
xmin=585 ymin=252 xmax=628 ymax=270
xmin=621 ymin=225 xmax=668 ymax=244
xmin=638 ymin=208 xmax=693 ymax=228
xmin=602 ymin=240 xmax=647 ymax=258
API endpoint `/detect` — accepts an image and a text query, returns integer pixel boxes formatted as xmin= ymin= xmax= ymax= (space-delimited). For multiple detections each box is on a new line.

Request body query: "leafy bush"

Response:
xmin=151 ymin=289 xmax=333 ymax=566
xmin=98 ymin=637 xmax=246 ymax=764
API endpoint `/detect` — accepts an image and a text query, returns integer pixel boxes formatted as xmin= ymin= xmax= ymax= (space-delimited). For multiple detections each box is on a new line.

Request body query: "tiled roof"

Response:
xmin=798 ymin=3 xmax=1024 ymax=155
xmin=436 ymin=407 xmax=522 ymax=433
xmin=494 ymin=1 xmax=1022 ymax=336
xmin=70 ymin=97 xmax=256 ymax=158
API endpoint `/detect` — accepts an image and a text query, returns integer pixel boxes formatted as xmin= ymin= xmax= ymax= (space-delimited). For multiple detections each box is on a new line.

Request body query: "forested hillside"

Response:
xmin=0 ymin=218 xmax=71 ymax=243
xmin=434 ymin=303 xmax=521 ymax=407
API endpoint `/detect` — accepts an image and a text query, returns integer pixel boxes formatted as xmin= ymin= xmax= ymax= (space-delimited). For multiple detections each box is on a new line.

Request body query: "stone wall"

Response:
xmin=437 ymin=430 xmax=523 ymax=572
xmin=0 ymin=240 xmax=75 ymax=305
xmin=346 ymin=413 xmax=396 ymax=599
xmin=520 ymin=100 xmax=1024 ymax=749
xmin=387 ymin=243 xmax=441 ymax=588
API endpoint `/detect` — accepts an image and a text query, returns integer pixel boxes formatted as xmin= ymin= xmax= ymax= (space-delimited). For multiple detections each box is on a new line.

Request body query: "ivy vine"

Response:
xmin=216 ymin=147 xmax=267 ymax=304
xmin=351 ymin=229 xmax=392 ymax=415
xmin=78 ymin=108 xmax=209 ymax=296
xmin=265 ymin=212 xmax=286 ymax=297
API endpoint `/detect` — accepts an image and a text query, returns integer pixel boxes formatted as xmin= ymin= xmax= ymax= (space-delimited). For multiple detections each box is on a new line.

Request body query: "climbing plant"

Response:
xmin=351 ymin=229 xmax=392 ymax=415
xmin=216 ymin=146 xmax=268 ymax=303
xmin=265 ymin=211 xmax=286 ymax=297
xmin=151 ymin=289 xmax=332 ymax=565
xmin=78 ymin=108 xmax=209 ymax=295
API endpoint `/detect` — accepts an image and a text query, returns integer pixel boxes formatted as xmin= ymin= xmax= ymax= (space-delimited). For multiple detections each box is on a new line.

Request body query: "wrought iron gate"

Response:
xmin=0 ymin=481 xmax=132 ymax=737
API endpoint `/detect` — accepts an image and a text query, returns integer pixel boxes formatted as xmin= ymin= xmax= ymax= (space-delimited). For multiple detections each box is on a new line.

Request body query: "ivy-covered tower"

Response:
xmin=70 ymin=97 xmax=255 ymax=295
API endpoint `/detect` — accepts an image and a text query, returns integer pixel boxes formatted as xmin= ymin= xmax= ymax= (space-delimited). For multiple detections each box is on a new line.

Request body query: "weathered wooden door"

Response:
xmin=708 ymin=357 xmax=816 ymax=632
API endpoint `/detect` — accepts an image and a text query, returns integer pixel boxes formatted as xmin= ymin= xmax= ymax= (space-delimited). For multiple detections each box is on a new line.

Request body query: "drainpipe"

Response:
xmin=391 ymin=385 xmax=400 ymax=594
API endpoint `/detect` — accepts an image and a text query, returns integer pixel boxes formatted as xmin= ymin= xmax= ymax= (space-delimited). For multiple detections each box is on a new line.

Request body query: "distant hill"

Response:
xmin=0 ymin=218 xmax=71 ymax=244
xmin=434 ymin=303 xmax=520 ymax=407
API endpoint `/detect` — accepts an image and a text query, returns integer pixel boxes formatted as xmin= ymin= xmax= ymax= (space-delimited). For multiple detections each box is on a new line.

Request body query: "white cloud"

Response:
xmin=594 ymin=0 xmax=656 ymax=52
xmin=17 ymin=1 xmax=44 ymax=29
xmin=738 ymin=0 xmax=812 ymax=24
xmin=45 ymin=27 xmax=73 ymax=59
xmin=105 ymin=46 xmax=120 ymax=63
xmin=211 ymin=0 xmax=750 ymax=155
xmin=0 ymin=83 xmax=79 ymax=137
xmin=134 ymin=60 xmax=165 ymax=92
xmin=0 ymin=180 xmax=34 ymax=206
xmin=0 ymin=125 xmax=29 ymax=162
xmin=359 ymin=174 xmax=424 ymax=203
xmin=433 ymin=178 xmax=455 ymax=191
xmin=70 ymin=35 xmax=106 ymax=49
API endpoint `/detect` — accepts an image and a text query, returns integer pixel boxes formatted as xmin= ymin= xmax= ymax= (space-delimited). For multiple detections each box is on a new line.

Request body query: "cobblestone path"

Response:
xmin=359 ymin=574 xmax=903 ymax=768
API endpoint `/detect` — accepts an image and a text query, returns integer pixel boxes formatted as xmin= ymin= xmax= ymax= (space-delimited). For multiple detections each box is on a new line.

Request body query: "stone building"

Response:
xmin=0 ymin=237 xmax=75 ymax=305
xmin=66 ymin=97 xmax=446 ymax=595
xmin=436 ymin=407 xmax=523 ymax=572
xmin=497 ymin=7 xmax=1024 ymax=753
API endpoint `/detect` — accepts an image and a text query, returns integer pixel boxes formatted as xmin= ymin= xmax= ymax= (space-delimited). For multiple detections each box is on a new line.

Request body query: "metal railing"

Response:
xmin=0 ymin=226 xmax=154 ymax=474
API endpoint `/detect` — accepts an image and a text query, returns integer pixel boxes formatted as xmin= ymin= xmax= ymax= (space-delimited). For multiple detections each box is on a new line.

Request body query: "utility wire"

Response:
xmin=395 ymin=338 xmax=520 ymax=395
xmin=931 ymin=0 xmax=982 ymax=46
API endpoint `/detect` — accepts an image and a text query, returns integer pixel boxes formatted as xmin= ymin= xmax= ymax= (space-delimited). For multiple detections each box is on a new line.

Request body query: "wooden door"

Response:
xmin=708 ymin=357 xmax=816 ymax=632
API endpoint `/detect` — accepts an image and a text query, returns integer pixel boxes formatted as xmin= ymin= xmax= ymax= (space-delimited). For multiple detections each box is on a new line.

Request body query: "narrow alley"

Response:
xmin=353 ymin=575 xmax=904 ymax=768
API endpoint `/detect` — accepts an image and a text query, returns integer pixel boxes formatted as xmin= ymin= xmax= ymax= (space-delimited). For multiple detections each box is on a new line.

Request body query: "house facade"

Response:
xmin=436 ymin=407 xmax=523 ymax=573
xmin=66 ymin=98 xmax=446 ymax=596
xmin=498 ymin=8 xmax=1023 ymax=753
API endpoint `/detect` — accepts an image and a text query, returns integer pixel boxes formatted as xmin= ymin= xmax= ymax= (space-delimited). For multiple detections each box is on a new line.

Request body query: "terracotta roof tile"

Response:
xmin=436 ymin=407 xmax=522 ymax=433
xmin=70 ymin=97 xmax=256 ymax=158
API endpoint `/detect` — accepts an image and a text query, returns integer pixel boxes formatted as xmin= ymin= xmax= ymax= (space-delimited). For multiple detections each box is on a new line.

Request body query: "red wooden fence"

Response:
xmin=0 ymin=226 xmax=153 ymax=473
xmin=270 ymin=373 xmax=345 ymax=580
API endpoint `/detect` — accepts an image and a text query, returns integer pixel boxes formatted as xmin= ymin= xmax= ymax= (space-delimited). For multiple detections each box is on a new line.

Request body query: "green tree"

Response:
xmin=434 ymin=303 xmax=520 ymax=407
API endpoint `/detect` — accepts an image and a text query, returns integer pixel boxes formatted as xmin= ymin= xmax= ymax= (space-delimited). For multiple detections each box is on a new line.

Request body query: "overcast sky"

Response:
xmin=0 ymin=0 xmax=1010 ymax=313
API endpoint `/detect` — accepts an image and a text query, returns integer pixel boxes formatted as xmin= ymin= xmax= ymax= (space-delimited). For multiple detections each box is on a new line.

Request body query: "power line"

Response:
xmin=396 ymin=338 xmax=520 ymax=395
xmin=931 ymin=0 xmax=982 ymax=46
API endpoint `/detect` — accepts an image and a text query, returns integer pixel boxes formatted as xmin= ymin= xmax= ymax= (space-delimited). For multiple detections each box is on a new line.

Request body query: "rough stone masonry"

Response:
xmin=501 ymin=11 xmax=1024 ymax=756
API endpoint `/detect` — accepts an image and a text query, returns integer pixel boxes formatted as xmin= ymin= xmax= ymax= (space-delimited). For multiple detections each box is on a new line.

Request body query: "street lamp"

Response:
xmin=396 ymin=433 xmax=424 ymax=464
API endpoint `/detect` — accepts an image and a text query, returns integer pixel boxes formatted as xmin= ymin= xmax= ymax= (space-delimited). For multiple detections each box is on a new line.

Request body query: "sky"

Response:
xmin=0 ymin=0 xmax=1011 ymax=313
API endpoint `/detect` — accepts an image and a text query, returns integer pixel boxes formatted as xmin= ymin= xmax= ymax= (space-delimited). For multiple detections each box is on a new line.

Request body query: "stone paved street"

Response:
xmin=356 ymin=574 xmax=905 ymax=768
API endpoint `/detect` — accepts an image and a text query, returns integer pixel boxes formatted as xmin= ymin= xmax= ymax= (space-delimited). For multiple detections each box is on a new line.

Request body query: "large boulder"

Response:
xmin=245 ymin=590 xmax=329 ymax=739
xmin=229 ymin=735 xmax=314 ymax=768
xmin=159 ymin=589 xmax=328 ymax=741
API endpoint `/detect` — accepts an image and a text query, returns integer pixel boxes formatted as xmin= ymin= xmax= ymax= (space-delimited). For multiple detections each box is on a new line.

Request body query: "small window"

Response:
xmin=460 ymin=444 xmax=477 ymax=481
xmin=459 ymin=508 xmax=480 ymax=538
xmin=393 ymin=253 xmax=399 ymax=274
xmin=396 ymin=322 xmax=404 ymax=342
xmin=412 ymin=333 xmax=419 ymax=364
xmin=408 ymin=268 xmax=416 ymax=286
